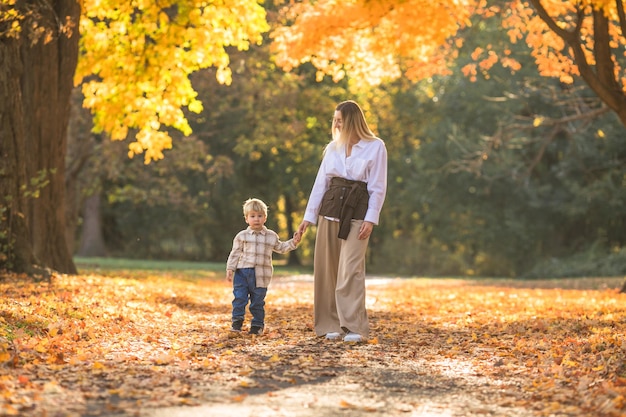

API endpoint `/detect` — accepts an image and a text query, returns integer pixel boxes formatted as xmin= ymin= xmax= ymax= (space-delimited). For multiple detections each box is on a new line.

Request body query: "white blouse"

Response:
xmin=303 ymin=137 xmax=388 ymax=225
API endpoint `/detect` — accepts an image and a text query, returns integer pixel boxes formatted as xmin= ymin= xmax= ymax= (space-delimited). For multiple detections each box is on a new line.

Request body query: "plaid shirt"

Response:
xmin=226 ymin=226 xmax=297 ymax=288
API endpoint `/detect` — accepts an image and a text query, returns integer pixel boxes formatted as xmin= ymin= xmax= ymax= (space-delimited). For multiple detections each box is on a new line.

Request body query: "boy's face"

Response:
xmin=245 ymin=210 xmax=267 ymax=231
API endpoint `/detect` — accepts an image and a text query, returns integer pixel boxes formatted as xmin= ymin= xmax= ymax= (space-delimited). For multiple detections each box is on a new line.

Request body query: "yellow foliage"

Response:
xmin=76 ymin=0 xmax=269 ymax=162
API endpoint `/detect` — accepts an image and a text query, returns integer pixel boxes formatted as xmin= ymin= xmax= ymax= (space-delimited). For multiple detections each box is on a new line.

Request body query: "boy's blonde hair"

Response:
xmin=243 ymin=198 xmax=268 ymax=217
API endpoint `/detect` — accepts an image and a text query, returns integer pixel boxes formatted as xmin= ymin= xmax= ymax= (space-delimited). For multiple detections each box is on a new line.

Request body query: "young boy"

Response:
xmin=226 ymin=198 xmax=301 ymax=335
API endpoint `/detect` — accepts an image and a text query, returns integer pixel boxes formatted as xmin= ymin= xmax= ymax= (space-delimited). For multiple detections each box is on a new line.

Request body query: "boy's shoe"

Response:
xmin=249 ymin=325 xmax=263 ymax=335
xmin=231 ymin=319 xmax=243 ymax=332
xmin=325 ymin=332 xmax=341 ymax=340
xmin=343 ymin=332 xmax=363 ymax=343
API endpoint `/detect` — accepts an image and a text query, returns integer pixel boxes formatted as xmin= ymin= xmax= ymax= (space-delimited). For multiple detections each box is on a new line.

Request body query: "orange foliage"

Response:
xmin=271 ymin=0 xmax=481 ymax=86
xmin=0 ymin=271 xmax=625 ymax=416
xmin=272 ymin=0 xmax=626 ymax=91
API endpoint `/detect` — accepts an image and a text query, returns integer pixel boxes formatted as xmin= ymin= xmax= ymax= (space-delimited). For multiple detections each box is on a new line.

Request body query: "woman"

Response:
xmin=297 ymin=100 xmax=387 ymax=343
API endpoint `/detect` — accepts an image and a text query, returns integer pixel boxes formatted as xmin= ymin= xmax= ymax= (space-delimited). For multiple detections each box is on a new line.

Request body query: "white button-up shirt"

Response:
xmin=303 ymin=137 xmax=387 ymax=225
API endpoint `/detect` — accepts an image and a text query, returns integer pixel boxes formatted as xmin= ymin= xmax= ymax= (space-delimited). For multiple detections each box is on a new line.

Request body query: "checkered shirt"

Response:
xmin=226 ymin=226 xmax=297 ymax=288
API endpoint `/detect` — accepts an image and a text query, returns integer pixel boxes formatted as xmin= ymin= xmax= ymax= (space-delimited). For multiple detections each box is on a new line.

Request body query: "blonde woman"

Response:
xmin=297 ymin=100 xmax=388 ymax=343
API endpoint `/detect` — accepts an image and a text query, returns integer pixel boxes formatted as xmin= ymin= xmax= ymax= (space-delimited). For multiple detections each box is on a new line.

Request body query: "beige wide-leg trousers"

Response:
xmin=314 ymin=216 xmax=370 ymax=338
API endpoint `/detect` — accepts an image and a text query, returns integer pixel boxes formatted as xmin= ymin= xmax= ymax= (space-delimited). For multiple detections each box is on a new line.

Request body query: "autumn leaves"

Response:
xmin=1 ymin=272 xmax=625 ymax=416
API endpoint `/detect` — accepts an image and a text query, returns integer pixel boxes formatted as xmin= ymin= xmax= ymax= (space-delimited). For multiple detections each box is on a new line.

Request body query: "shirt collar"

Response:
xmin=246 ymin=226 xmax=267 ymax=235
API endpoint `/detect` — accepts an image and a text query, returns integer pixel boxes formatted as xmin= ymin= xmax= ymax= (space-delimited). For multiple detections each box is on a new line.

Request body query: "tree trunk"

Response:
xmin=284 ymin=195 xmax=301 ymax=266
xmin=0 ymin=42 xmax=40 ymax=274
xmin=0 ymin=0 xmax=80 ymax=274
xmin=66 ymin=87 xmax=98 ymax=259
xmin=77 ymin=193 xmax=108 ymax=257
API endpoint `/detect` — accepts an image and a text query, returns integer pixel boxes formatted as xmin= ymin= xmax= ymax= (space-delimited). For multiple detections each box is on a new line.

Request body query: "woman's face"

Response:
xmin=332 ymin=110 xmax=343 ymax=132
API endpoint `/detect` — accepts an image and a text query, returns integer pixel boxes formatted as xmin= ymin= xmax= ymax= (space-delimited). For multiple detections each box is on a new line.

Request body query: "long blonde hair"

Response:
xmin=331 ymin=100 xmax=378 ymax=149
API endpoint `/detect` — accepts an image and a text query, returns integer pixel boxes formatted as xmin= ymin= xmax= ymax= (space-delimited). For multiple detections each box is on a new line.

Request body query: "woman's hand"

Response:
xmin=297 ymin=221 xmax=312 ymax=236
xmin=358 ymin=221 xmax=374 ymax=240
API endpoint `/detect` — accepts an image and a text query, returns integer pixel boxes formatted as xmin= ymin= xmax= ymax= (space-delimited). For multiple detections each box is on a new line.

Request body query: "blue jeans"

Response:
xmin=232 ymin=268 xmax=267 ymax=328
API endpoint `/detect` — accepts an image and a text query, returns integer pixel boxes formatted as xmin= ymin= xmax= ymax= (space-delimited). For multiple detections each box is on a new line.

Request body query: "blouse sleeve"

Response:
xmin=364 ymin=140 xmax=388 ymax=225
xmin=303 ymin=150 xmax=331 ymax=224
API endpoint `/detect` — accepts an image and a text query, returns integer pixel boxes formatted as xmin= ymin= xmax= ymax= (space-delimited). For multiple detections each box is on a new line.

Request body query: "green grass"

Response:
xmin=74 ymin=256 xmax=225 ymax=272
xmin=73 ymin=256 xmax=313 ymax=281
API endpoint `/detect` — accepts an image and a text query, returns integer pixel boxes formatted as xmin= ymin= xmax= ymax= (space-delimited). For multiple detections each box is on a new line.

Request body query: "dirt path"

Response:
xmin=140 ymin=277 xmax=539 ymax=417
xmin=143 ymin=352 xmax=535 ymax=417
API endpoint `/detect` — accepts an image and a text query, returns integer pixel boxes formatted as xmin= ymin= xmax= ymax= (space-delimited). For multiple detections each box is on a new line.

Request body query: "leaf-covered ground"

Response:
xmin=1 ymin=271 xmax=625 ymax=417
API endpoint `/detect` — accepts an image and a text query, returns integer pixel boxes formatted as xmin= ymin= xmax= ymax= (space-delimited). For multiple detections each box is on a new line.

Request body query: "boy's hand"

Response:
xmin=293 ymin=232 xmax=302 ymax=245
xmin=226 ymin=270 xmax=234 ymax=282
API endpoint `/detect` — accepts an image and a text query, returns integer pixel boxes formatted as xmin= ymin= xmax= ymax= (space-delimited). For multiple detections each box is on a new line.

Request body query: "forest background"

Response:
xmin=3 ymin=0 xmax=626 ymax=280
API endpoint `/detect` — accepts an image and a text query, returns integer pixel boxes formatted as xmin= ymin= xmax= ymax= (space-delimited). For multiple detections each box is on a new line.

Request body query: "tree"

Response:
xmin=0 ymin=0 xmax=269 ymax=274
xmin=1 ymin=0 xmax=80 ymax=275
xmin=524 ymin=0 xmax=626 ymax=125
xmin=271 ymin=0 xmax=626 ymax=128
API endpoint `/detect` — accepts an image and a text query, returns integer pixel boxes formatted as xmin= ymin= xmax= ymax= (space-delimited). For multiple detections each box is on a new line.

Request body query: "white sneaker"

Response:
xmin=325 ymin=332 xmax=341 ymax=340
xmin=343 ymin=332 xmax=363 ymax=343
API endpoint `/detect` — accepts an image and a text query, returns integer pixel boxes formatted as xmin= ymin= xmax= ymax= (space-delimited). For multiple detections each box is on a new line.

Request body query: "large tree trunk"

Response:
xmin=0 ymin=42 xmax=39 ymax=274
xmin=0 ymin=0 xmax=80 ymax=274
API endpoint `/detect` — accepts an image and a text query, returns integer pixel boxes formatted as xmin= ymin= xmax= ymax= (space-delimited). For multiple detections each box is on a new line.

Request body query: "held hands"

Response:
xmin=292 ymin=221 xmax=310 ymax=245
xmin=297 ymin=221 xmax=311 ymax=237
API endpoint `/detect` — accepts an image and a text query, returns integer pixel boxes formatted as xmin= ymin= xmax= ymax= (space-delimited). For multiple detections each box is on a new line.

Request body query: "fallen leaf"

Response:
xmin=231 ymin=394 xmax=248 ymax=402
xmin=340 ymin=400 xmax=357 ymax=409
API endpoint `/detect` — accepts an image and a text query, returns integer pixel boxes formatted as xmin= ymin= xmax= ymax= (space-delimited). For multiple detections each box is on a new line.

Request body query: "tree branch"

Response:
xmin=528 ymin=0 xmax=626 ymax=117
xmin=528 ymin=0 xmax=580 ymax=42
xmin=523 ymin=125 xmax=560 ymax=179
xmin=616 ymin=0 xmax=626 ymax=42
xmin=592 ymin=9 xmax=621 ymax=93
